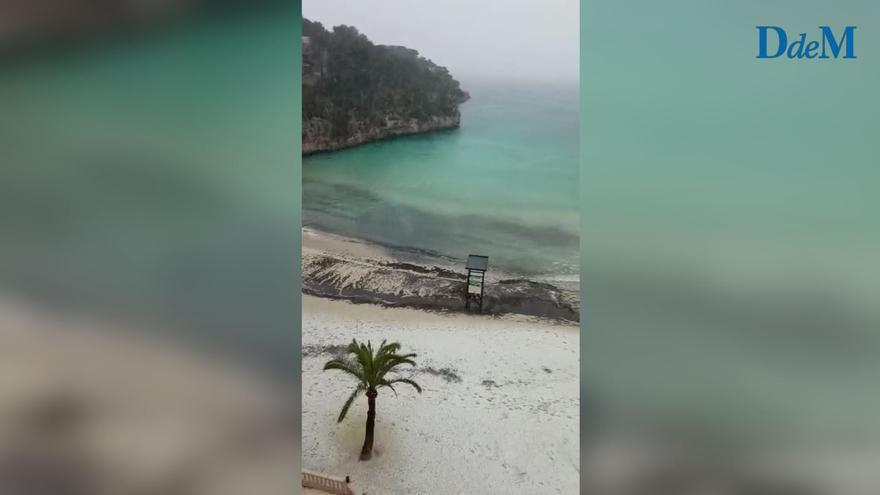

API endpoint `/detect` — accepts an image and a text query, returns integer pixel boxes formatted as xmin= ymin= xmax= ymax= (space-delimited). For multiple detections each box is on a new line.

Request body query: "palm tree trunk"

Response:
xmin=360 ymin=389 xmax=377 ymax=460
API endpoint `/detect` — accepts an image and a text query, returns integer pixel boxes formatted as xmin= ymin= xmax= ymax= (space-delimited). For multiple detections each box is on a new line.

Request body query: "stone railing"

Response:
xmin=302 ymin=469 xmax=356 ymax=495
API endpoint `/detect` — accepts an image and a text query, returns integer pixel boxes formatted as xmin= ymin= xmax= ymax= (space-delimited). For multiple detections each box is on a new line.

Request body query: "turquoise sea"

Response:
xmin=303 ymin=81 xmax=580 ymax=282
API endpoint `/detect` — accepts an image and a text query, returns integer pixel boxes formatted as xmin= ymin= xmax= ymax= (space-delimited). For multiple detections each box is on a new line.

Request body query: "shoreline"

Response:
xmin=301 ymin=227 xmax=581 ymax=323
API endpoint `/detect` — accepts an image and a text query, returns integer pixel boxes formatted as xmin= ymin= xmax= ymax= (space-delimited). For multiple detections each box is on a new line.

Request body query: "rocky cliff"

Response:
xmin=302 ymin=19 xmax=469 ymax=154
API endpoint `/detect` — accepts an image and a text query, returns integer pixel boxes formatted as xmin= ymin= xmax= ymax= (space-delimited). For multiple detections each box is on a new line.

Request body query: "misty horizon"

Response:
xmin=302 ymin=0 xmax=579 ymax=84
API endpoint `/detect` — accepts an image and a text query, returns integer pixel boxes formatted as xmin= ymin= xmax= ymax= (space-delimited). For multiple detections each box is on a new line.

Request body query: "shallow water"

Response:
xmin=302 ymin=80 xmax=580 ymax=280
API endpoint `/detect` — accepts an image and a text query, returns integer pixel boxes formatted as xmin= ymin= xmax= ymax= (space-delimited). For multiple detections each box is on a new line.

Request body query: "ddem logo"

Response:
xmin=757 ymin=26 xmax=856 ymax=59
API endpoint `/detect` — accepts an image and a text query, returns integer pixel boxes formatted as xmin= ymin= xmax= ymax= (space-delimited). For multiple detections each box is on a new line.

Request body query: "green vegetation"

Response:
xmin=323 ymin=339 xmax=422 ymax=461
xmin=303 ymin=18 xmax=468 ymax=139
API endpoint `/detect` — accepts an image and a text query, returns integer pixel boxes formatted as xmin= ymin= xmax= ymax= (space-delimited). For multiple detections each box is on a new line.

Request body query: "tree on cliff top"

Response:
xmin=302 ymin=18 xmax=468 ymax=136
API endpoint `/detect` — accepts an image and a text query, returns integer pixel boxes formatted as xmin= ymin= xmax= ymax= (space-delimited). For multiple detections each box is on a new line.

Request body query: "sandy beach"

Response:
xmin=301 ymin=294 xmax=580 ymax=494
xmin=302 ymin=228 xmax=580 ymax=322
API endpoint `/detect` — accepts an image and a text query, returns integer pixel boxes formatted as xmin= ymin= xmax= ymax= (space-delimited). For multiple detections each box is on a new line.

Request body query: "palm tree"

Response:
xmin=323 ymin=339 xmax=422 ymax=460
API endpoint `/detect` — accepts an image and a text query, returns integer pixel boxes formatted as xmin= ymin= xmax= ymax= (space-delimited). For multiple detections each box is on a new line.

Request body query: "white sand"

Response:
xmin=302 ymin=295 xmax=580 ymax=495
xmin=303 ymin=227 xmax=391 ymax=260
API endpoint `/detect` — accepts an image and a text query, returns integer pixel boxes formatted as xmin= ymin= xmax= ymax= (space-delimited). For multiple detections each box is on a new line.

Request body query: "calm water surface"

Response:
xmin=303 ymin=81 xmax=580 ymax=281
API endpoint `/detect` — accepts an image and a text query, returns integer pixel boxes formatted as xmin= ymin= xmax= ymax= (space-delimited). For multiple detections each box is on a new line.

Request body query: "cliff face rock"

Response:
xmin=302 ymin=19 xmax=469 ymax=155
xmin=302 ymin=114 xmax=461 ymax=154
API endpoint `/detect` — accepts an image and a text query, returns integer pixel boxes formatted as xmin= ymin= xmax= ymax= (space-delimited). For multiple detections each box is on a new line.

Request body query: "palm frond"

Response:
xmin=337 ymin=384 xmax=365 ymax=423
xmin=374 ymin=342 xmax=398 ymax=370
xmin=378 ymin=379 xmax=398 ymax=397
xmin=324 ymin=339 xmax=421 ymax=412
xmin=376 ymin=341 xmax=401 ymax=358
xmin=377 ymin=353 xmax=417 ymax=377
xmin=349 ymin=340 xmax=376 ymax=384
xmin=323 ymin=359 xmax=365 ymax=382
xmin=365 ymin=340 xmax=376 ymax=378
xmin=385 ymin=377 xmax=422 ymax=394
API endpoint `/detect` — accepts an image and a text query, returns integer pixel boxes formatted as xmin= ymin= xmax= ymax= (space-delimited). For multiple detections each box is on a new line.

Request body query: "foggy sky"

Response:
xmin=302 ymin=0 xmax=579 ymax=84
